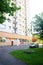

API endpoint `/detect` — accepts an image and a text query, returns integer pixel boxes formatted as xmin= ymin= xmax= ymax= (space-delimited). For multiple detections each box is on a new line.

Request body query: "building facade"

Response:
xmin=0 ymin=0 xmax=28 ymax=35
xmin=13 ymin=0 xmax=27 ymax=35
xmin=0 ymin=0 xmax=32 ymax=46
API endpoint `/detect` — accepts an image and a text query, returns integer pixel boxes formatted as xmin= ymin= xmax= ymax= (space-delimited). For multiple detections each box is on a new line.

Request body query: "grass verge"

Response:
xmin=10 ymin=48 xmax=43 ymax=65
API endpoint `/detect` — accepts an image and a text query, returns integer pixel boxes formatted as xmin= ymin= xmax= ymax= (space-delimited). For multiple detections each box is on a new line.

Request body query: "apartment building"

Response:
xmin=0 ymin=0 xmax=27 ymax=35
xmin=13 ymin=0 xmax=27 ymax=35
xmin=0 ymin=0 xmax=32 ymax=46
xmin=26 ymin=0 xmax=32 ymax=36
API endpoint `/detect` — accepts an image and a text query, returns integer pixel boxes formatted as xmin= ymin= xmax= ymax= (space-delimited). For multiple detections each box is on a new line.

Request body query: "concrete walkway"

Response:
xmin=0 ymin=45 xmax=29 ymax=65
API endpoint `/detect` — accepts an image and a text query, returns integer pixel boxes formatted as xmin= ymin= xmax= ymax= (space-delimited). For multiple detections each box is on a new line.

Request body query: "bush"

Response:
xmin=32 ymin=37 xmax=37 ymax=42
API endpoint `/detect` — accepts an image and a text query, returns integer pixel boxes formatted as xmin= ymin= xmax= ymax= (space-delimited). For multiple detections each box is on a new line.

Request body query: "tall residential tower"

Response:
xmin=0 ymin=0 xmax=31 ymax=36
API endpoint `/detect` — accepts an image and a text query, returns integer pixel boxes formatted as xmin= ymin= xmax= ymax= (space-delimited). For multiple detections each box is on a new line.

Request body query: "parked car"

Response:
xmin=29 ymin=43 xmax=39 ymax=48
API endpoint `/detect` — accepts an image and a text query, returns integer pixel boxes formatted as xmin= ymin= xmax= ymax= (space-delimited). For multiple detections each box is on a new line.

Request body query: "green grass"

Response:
xmin=10 ymin=48 xmax=43 ymax=65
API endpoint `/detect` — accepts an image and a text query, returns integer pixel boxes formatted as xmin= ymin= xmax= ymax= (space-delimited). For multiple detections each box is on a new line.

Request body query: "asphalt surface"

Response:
xmin=0 ymin=45 xmax=29 ymax=65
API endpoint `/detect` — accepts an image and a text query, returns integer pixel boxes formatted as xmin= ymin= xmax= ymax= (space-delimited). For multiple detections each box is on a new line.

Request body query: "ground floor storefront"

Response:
xmin=0 ymin=31 xmax=32 ymax=46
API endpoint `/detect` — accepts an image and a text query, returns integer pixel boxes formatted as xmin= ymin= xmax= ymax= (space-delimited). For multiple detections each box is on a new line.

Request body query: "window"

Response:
xmin=9 ymin=26 xmax=11 ymax=29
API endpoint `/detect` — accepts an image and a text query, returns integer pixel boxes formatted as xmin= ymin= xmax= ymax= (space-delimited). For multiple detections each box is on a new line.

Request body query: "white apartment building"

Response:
xmin=0 ymin=0 xmax=33 ymax=46
xmin=26 ymin=0 xmax=32 ymax=36
xmin=0 ymin=0 xmax=30 ymax=35
xmin=14 ymin=0 xmax=27 ymax=35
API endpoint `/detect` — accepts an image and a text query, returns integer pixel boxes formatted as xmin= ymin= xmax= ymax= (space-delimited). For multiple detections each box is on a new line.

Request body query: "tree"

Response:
xmin=0 ymin=0 xmax=20 ymax=24
xmin=32 ymin=13 xmax=43 ymax=40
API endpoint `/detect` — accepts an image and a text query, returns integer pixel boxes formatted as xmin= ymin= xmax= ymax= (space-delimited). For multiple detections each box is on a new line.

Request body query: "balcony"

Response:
xmin=13 ymin=26 xmax=17 ymax=30
xmin=13 ymin=21 xmax=17 ymax=24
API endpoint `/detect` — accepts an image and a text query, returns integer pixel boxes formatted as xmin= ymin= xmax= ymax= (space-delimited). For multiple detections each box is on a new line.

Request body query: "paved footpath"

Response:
xmin=0 ymin=45 xmax=29 ymax=65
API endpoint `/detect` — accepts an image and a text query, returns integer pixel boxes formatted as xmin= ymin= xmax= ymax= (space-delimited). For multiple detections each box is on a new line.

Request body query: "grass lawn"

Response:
xmin=10 ymin=48 xmax=43 ymax=65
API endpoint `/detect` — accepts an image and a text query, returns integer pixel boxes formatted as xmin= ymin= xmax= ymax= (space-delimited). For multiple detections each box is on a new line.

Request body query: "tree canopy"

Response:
xmin=33 ymin=13 xmax=43 ymax=40
xmin=0 ymin=0 xmax=20 ymax=23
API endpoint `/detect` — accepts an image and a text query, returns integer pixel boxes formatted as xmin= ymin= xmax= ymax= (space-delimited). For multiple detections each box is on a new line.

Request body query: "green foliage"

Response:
xmin=33 ymin=13 xmax=43 ymax=40
xmin=0 ymin=0 xmax=20 ymax=23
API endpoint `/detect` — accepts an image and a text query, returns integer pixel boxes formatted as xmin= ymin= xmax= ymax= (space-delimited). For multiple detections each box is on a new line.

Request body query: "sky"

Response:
xmin=27 ymin=0 xmax=43 ymax=21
